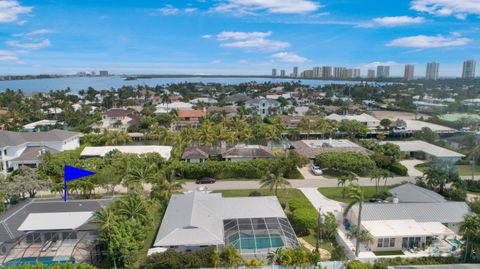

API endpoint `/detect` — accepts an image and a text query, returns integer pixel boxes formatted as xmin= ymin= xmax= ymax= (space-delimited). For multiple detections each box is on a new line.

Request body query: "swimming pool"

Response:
xmin=228 ymin=233 xmax=284 ymax=250
xmin=2 ymin=256 xmax=74 ymax=267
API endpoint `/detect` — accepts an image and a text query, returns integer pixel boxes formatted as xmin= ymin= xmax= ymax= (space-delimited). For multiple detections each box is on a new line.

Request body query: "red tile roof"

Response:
xmin=178 ymin=109 xmax=206 ymax=118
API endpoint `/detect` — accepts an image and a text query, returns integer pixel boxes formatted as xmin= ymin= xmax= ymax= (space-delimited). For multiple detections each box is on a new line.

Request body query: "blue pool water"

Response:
xmin=2 ymin=256 xmax=74 ymax=267
xmin=228 ymin=234 xmax=284 ymax=250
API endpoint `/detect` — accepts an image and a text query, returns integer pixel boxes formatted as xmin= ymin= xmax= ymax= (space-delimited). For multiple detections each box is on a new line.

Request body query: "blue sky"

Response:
xmin=0 ymin=0 xmax=479 ymax=77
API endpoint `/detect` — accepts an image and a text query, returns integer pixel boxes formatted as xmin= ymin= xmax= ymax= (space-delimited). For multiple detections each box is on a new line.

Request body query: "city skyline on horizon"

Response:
xmin=0 ymin=0 xmax=479 ymax=76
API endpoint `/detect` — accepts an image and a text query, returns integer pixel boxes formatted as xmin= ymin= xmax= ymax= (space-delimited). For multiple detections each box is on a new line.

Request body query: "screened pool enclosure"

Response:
xmin=223 ymin=217 xmax=299 ymax=254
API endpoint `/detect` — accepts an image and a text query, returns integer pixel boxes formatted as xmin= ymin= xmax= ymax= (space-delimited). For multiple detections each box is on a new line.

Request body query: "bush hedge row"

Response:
xmin=388 ymin=162 xmax=408 ymax=176
xmin=315 ymin=152 xmax=376 ymax=176
xmin=287 ymin=198 xmax=318 ymax=236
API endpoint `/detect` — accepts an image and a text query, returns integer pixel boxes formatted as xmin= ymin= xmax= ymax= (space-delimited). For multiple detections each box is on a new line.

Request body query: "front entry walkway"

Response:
xmin=298 ymin=188 xmax=343 ymax=216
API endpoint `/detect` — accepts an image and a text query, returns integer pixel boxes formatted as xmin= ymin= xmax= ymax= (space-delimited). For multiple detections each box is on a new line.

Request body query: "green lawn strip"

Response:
xmin=416 ymin=164 xmax=480 ymax=176
xmin=302 ymin=232 xmax=334 ymax=253
xmin=318 ymin=186 xmax=394 ymax=203
xmin=132 ymin=202 xmax=164 ymax=268
xmin=215 ymin=188 xmax=307 ymax=208
xmin=373 ymin=250 xmax=404 ymax=256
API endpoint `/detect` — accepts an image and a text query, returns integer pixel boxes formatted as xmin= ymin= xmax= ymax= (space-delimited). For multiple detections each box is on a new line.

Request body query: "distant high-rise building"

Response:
xmin=301 ymin=70 xmax=314 ymax=78
xmin=425 ymin=62 xmax=439 ymax=80
xmin=280 ymin=70 xmax=286 ymax=77
xmin=367 ymin=69 xmax=376 ymax=79
xmin=313 ymin=66 xmax=321 ymax=78
xmin=404 ymin=64 xmax=415 ymax=81
xmin=377 ymin=65 xmax=390 ymax=78
xmin=292 ymin=66 xmax=299 ymax=78
xmin=322 ymin=66 xmax=332 ymax=78
xmin=272 ymin=68 xmax=277 ymax=77
xmin=77 ymin=71 xmax=87 ymax=76
xmin=334 ymin=67 xmax=347 ymax=79
xmin=345 ymin=68 xmax=360 ymax=79
xmin=99 ymin=70 xmax=109 ymax=76
xmin=462 ymin=60 xmax=476 ymax=79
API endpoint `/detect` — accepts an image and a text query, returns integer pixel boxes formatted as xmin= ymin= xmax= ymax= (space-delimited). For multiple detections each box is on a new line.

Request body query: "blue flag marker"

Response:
xmin=63 ymin=165 xmax=96 ymax=201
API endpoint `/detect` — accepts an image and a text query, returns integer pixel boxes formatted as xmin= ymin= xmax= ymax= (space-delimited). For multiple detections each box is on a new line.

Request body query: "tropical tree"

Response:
xmin=118 ymin=191 xmax=149 ymax=222
xmin=91 ymin=207 xmax=116 ymax=232
xmin=418 ymin=159 xmax=460 ymax=194
xmin=6 ymin=167 xmax=51 ymax=199
xmin=151 ymin=169 xmax=183 ymax=202
xmin=343 ymin=185 xmax=366 ymax=257
xmin=298 ymin=116 xmax=314 ymax=138
xmin=219 ymin=245 xmax=243 ymax=267
xmin=260 ymin=168 xmax=291 ymax=196
xmin=123 ymin=163 xmax=159 ymax=191
xmin=150 ymin=123 xmax=169 ymax=145
xmin=459 ymin=214 xmax=480 ymax=261
xmin=337 ymin=173 xmax=357 ymax=198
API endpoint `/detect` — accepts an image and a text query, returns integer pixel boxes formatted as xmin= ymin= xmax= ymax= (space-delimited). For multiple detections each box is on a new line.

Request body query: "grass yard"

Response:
xmin=132 ymin=202 xmax=164 ymax=268
xmin=415 ymin=164 xmax=480 ymax=176
xmin=215 ymin=188 xmax=307 ymax=207
xmin=302 ymin=233 xmax=334 ymax=253
xmin=318 ymin=186 xmax=395 ymax=203
xmin=373 ymin=250 xmax=404 ymax=256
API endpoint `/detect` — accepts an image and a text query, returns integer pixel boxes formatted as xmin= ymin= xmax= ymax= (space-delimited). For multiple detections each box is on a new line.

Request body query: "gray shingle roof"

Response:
xmin=0 ymin=198 xmax=113 ymax=244
xmin=390 ymin=183 xmax=446 ymax=203
xmin=0 ymin=130 xmax=80 ymax=148
xmin=352 ymin=202 xmax=472 ymax=224
xmin=10 ymin=146 xmax=58 ymax=162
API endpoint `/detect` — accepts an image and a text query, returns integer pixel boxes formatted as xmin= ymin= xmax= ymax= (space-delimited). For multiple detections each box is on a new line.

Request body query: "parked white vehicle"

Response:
xmin=310 ymin=164 xmax=322 ymax=175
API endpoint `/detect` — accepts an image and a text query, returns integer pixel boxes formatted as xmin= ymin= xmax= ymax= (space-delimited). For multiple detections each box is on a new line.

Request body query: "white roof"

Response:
xmin=23 ymin=120 xmax=58 ymax=129
xmin=18 ymin=212 xmax=93 ymax=231
xmin=302 ymin=139 xmax=362 ymax=149
xmin=403 ymin=120 xmax=454 ymax=132
xmin=154 ymin=191 xmax=286 ymax=247
xmin=362 ymin=219 xmax=454 ymax=238
xmin=380 ymin=140 xmax=464 ymax=158
xmin=155 ymin=102 xmax=193 ymax=113
xmin=81 ymin=145 xmax=172 ymax=160
xmin=326 ymin=113 xmax=379 ymax=123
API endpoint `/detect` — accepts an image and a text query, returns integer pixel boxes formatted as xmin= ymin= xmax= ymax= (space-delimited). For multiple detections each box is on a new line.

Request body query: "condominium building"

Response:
xmin=426 ymin=62 xmax=439 ymax=80
xmin=292 ymin=66 xmax=298 ymax=78
xmin=367 ymin=69 xmax=376 ymax=79
xmin=404 ymin=64 xmax=415 ymax=81
xmin=272 ymin=68 xmax=277 ymax=77
xmin=322 ymin=66 xmax=332 ymax=78
xmin=346 ymin=68 xmax=360 ymax=79
xmin=99 ymin=70 xmax=109 ymax=76
xmin=301 ymin=69 xmax=314 ymax=78
xmin=280 ymin=69 xmax=286 ymax=77
xmin=377 ymin=65 xmax=390 ymax=78
xmin=462 ymin=60 xmax=476 ymax=79
xmin=313 ymin=66 xmax=321 ymax=78
xmin=334 ymin=67 xmax=347 ymax=79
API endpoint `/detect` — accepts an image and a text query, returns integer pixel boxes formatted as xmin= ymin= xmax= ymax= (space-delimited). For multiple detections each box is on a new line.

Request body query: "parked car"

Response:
xmin=310 ymin=164 xmax=322 ymax=175
xmin=196 ymin=176 xmax=216 ymax=184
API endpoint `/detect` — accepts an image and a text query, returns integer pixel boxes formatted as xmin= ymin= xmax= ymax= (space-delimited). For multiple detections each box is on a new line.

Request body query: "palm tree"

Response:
xmin=470 ymin=141 xmax=480 ymax=181
xmin=459 ymin=214 xmax=480 ymax=261
xmin=298 ymin=116 xmax=313 ymax=138
xmin=314 ymin=117 xmax=328 ymax=138
xmin=370 ymin=169 xmax=386 ymax=197
xmin=150 ymin=123 xmax=168 ymax=145
xmin=199 ymin=120 xmax=215 ymax=146
xmin=152 ymin=170 xmax=183 ymax=201
xmin=123 ymin=163 xmax=159 ymax=191
xmin=91 ymin=208 xmax=116 ymax=232
xmin=343 ymin=185 xmax=365 ymax=257
xmin=118 ymin=192 xmax=148 ymax=222
xmin=260 ymin=168 xmax=291 ymax=196
xmin=220 ymin=245 xmax=243 ymax=267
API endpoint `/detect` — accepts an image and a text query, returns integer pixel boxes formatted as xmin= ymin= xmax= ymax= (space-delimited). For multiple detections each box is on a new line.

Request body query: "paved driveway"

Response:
xmin=299 ymin=188 xmax=343 ymax=216
xmin=299 ymin=166 xmax=327 ymax=180
xmin=400 ymin=160 xmax=425 ymax=177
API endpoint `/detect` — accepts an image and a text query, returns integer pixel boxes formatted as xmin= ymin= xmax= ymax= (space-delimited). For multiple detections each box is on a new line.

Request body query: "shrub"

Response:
xmin=288 ymin=198 xmax=313 ymax=211
xmin=388 ymin=162 xmax=408 ymax=176
xmin=315 ymin=152 xmax=376 ymax=176
xmin=289 ymin=208 xmax=318 ymax=236
xmin=464 ymin=180 xmax=480 ymax=192
xmin=468 ymin=198 xmax=480 ymax=214
xmin=143 ymin=247 xmax=217 ymax=269
xmin=248 ymin=191 xmax=262 ymax=197
xmin=445 ymin=188 xmax=467 ymax=201
xmin=346 ymin=260 xmax=370 ymax=269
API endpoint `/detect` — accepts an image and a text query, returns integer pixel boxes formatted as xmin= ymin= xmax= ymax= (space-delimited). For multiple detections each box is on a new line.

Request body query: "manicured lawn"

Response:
xmin=415 ymin=164 xmax=480 ymax=176
xmin=216 ymin=188 xmax=306 ymax=207
xmin=318 ymin=186 xmax=394 ymax=203
xmin=373 ymin=250 xmax=404 ymax=256
xmin=302 ymin=233 xmax=334 ymax=253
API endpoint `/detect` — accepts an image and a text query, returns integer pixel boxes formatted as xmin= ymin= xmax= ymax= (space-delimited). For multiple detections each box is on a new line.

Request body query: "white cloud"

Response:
xmin=0 ymin=0 xmax=32 ymax=23
xmin=6 ymin=39 xmax=51 ymax=50
xmin=202 ymin=34 xmax=213 ymax=39
xmin=410 ymin=0 xmax=480 ymax=19
xmin=217 ymin=31 xmax=272 ymax=41
xmin=387 ymin=34 xmax=471 ymax=48
xmin=358 ymin=16 xmax=426 ymax=28
xmin=0 ymin=50 xmax=18 ymax=61
xmin=361 ymin=61 xmax=399 ymax=69
xmin=13 ymin=29 xmax=55 ymax=37
xmin=152 ymin=5 xmax=197 ymax=16
xmin=211 ymin=0 xmax=321 ymax=15
xmin=271 ymin=52 xmax=309 ymax=63
xmin=215 ymin=31 xmax=290 ymax=51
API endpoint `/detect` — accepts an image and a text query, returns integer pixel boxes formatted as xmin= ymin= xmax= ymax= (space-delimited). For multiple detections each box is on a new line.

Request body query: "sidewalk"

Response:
xmin=298 ymin=188 xmax=343 ymax=215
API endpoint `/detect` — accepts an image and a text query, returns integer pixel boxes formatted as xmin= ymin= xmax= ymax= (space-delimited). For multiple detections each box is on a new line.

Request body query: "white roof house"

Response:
xmin=326 ymin=113 xmax=380 ymax=129
xmin=81 ymin=145 xmax=173 ymax=160
xmin=155 ymin=102 xmax=193 ymax=114
xmin=361 ymin=219 xmax=454 ymax=238
xmin=18 ymin=212 xmax=93 ymax=231
xmin=23 ymin=120 xmax=59 ymax=130
xmin=380 ymin=140 xmax=464 ymax=161
xmin=390 ymin=183 xmax=446 ymax=203
xmin=153 ymin=191 xmax=298 ymax=255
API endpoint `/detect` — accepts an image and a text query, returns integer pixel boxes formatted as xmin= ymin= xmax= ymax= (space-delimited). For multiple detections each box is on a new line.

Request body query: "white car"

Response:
xmin=310 ymin=164 xmax=323 ymax=175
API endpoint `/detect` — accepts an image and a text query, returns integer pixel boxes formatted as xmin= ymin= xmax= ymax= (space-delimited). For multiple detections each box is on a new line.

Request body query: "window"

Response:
xmin=377 ymin=238 xmax=395 ymax=248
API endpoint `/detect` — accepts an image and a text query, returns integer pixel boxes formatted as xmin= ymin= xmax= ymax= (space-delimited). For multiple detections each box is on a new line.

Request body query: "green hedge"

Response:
xmin=315 ymin=152 xmax=376 ymax=176
xmin=288 ymin=198 xmax=314 ymax=212
xmin=388 ymin=162 xmax=408 ymax=176
xmin=289 ymin=208 xmax=318 ymax=236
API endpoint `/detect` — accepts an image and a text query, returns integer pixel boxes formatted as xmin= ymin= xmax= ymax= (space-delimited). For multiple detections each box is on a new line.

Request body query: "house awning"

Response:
xmin=361 ymin=219 xmax=455 ymax=238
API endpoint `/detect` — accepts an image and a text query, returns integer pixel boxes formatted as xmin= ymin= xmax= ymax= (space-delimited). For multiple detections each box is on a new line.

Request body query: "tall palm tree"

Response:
xmin=123 ymin=163 xmax=159 ymax=191
xmin=150 ymin=123 xmax=169 ymax=145
xmin=343 ymin=185 xmax=365 ymax=257
xmin=314 ymin=117 xmax=328 ymax=138
xmin=118 ymin=192 xmax=148 ymax=222
xmin=199 ymin=120 xmax=215 ymax=146
xmin=298 ymin=117 xmax=313 ymax=138
xmin=91 ymin=208 xmax=116 ymax=232
xmin=260 ymin=169 xmax=291 ymax=196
